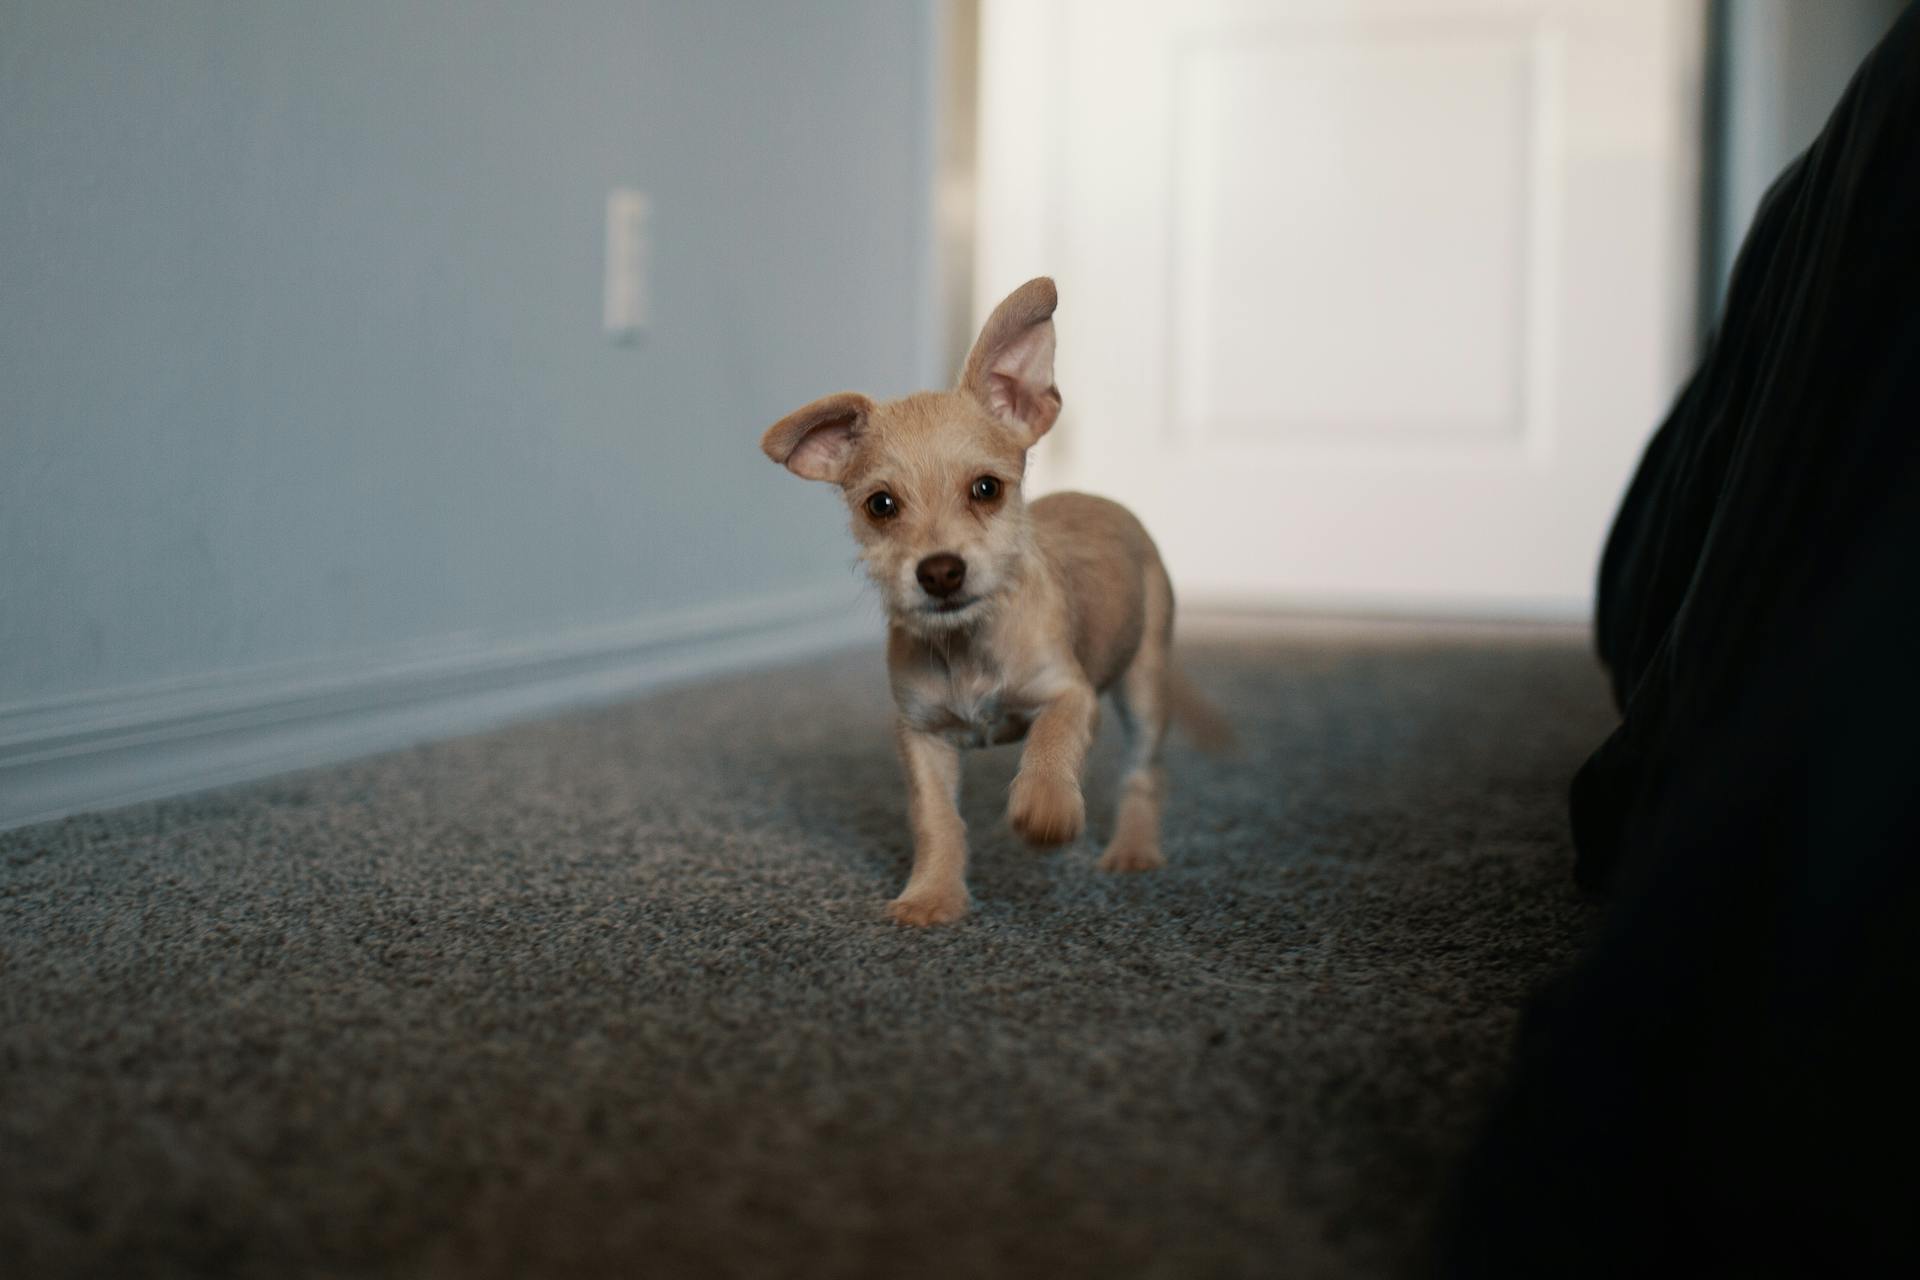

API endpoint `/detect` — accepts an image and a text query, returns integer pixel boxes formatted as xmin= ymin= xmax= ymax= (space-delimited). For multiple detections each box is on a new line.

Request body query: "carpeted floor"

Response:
xmin=0 ymin=625 xmax=1614 ymax=1279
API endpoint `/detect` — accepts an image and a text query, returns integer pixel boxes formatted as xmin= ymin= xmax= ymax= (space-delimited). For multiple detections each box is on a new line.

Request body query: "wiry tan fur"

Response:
xmin=761 ymin=277 xmax=1229 ymax=926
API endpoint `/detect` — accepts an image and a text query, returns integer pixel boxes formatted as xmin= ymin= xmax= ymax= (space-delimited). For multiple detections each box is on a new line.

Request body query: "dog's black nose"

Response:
xmin=916 ymin=553 xmax=967 ymax=599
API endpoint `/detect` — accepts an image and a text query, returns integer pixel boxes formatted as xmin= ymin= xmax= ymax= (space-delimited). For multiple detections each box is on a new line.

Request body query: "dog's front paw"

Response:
xmin=1097 ymin=835 xmax=1165 ymax=874
xmin=888 ymin=884 xmax=970 ymax=927
xmin=1008 ymin=769 xmax=1085 ymax=847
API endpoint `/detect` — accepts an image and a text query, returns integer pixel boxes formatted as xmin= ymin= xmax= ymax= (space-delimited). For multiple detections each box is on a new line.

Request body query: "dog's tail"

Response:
xmin=1168 ymin=665 xmax=1238 ymax=757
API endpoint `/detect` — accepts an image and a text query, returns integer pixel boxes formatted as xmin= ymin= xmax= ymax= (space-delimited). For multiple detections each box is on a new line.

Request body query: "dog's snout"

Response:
xmin=916 ymin=553 xmax=967 ymax=599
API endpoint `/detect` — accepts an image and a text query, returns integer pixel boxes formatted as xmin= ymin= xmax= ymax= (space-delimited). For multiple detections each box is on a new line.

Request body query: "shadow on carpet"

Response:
xmin=0 ymin=629 xmax=1613 ymax=1278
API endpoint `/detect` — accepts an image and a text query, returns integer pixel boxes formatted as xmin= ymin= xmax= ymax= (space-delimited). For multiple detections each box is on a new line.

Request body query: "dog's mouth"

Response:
xmin=914 ymin=594 xmax=983 ymax=619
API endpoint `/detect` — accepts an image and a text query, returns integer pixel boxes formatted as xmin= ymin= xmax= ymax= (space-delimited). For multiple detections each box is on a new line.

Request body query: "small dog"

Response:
xmin=761 ymin=277 xmax=1228 ymax=925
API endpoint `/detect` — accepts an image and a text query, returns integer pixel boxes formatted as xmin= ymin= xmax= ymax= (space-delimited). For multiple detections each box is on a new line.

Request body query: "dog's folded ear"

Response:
xmin=761 ymin=392 xmax=874 ymax=484
xmin=961 ymin=276 xmax=1061 ymax=447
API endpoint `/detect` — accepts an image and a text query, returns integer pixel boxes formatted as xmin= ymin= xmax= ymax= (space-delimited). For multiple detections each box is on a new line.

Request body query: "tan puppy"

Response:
xmin=761 ymin=277 xmax=1227 ymax=926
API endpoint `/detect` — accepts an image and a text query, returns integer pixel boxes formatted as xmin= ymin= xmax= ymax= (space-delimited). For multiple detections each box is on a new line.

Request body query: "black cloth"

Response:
xmin=1444 ymin=7 xmax=1920 ymax=1274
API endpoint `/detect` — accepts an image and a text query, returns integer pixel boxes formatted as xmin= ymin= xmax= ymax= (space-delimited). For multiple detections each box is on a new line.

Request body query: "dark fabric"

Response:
xmin=1444 ymin=7 xmax=1920 ymax=1275
xmin=1576 ymin=0 xmax=1920 ymax=893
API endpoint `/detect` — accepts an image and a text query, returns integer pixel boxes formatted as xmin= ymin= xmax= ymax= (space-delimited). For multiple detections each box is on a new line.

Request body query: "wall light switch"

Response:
xmin=603 ymin=188 xmax=649 ymax=341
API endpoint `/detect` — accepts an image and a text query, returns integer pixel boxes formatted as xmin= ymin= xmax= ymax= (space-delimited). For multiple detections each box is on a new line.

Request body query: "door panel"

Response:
xmin=976 ymin=0 xmax=1704 ymax=617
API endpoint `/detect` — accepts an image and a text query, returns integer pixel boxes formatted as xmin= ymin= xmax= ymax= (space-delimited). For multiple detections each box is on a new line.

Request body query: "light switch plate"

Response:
xmin=603 ymin=188 xmax=649 ymax=341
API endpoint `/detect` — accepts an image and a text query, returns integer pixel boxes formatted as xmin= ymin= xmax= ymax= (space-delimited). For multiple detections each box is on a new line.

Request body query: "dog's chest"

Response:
xmin=899 ymin=662 xmax=1035 ymax=749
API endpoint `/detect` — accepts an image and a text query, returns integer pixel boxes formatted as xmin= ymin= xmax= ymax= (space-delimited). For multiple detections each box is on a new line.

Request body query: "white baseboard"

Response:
xmin=1178 ymin=600 xmax=1592 ymax=645
xmin=0 ymin=589 xmax=876 ymax=833
xmin=1179 ymin=590 xmax=1594 ymax=627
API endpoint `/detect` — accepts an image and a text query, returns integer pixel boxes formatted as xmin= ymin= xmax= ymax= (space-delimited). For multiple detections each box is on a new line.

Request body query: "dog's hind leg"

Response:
xmin=1100 ymin=576 xmax=1173 ymax=874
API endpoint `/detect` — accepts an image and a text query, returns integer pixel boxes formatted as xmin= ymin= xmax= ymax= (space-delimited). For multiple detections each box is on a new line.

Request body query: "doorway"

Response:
xmin=973 ymin=0 xmax=1705 ymax=618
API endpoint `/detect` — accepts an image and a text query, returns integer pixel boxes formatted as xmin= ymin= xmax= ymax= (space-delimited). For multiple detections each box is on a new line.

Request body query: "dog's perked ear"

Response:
xmin=961 ymin=276 xmax=1061 ymax=447
xmin=760 ymin=392 xmax=874 ymax=484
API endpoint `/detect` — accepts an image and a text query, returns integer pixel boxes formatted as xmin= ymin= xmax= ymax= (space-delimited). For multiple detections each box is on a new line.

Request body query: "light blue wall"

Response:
xmin=0 ymin=1 xmax=935 ymax=707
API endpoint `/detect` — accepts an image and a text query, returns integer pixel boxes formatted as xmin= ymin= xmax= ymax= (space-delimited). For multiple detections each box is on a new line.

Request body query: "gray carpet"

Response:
xmin=1 ymin=627 xmax=1613 ymax=1279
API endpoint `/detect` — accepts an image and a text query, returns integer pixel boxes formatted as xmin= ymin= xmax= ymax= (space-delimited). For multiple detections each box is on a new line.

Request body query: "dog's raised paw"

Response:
xmin=888 ymin=887 xmax=970 ymax=927
xmin=1097 ymin=838 xmax=1165 ymax=874
xmin=1008 ymin=769 xmax=1085 ymax=847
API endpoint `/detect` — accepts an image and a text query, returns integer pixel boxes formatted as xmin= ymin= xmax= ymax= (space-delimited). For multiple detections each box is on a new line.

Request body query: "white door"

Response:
xmin=976 ymin=0 xmax=1704 ymax=618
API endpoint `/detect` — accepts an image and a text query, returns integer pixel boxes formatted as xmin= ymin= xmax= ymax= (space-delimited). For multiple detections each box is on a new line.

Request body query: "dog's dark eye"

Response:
xmin=865 ymin=491 xmax=900 ymax=520
xmin=970 ymin=476 xmax=1001 ymax=502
